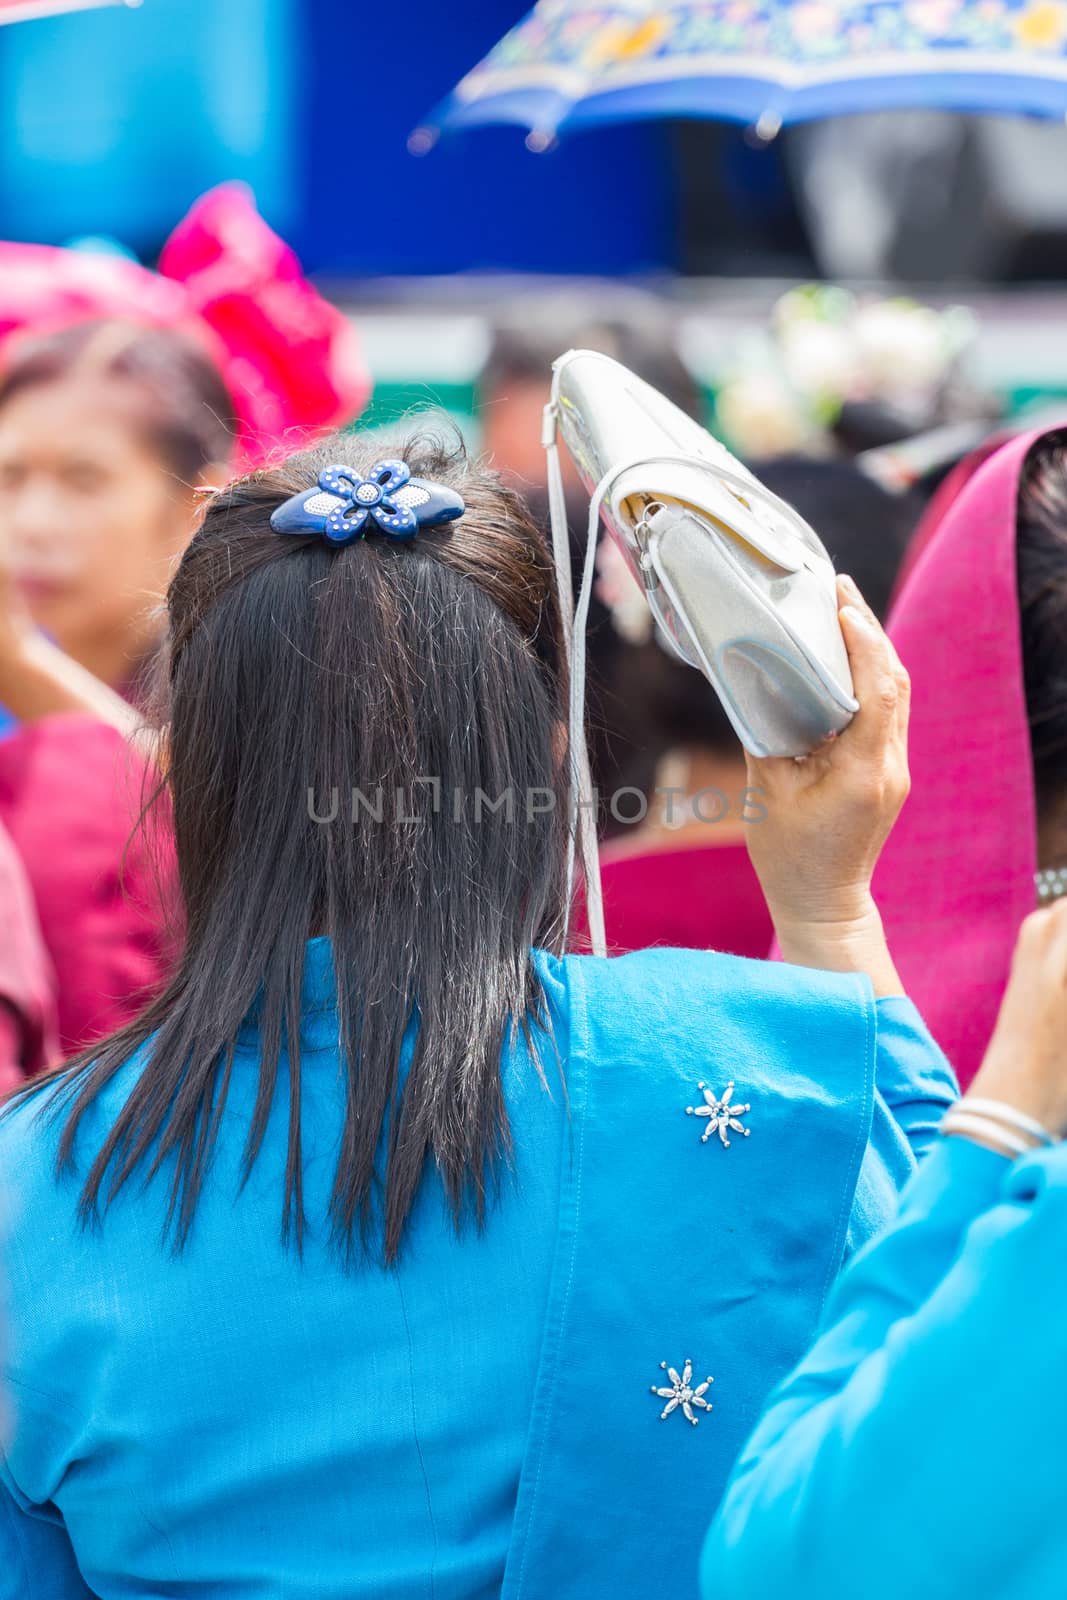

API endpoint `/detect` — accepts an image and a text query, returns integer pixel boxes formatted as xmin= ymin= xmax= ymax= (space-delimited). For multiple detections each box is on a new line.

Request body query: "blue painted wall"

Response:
xmin=293 ymin=0 xmax=681 ymax=275
xmin=0 ymin=0 xmax=681 ymax=274
xmin=0 ymin=0 xmax=298 ymax=246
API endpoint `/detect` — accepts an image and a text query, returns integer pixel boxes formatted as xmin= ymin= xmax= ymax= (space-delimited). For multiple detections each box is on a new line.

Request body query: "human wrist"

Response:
xmin=965 ymin=1059 xmax=1066 ymax=1142
xmin=773 ymin=896 xmax=905 ymax=997
xmin=942 ymin=1097 xmax=1058 ymax=1159
xmin=771 ymin=888 xmax=881 ymax=953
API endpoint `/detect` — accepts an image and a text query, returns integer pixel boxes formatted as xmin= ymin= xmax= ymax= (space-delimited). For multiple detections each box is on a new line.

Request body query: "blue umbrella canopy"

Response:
xmin=416 ymin=0 xmax=1067 ymax=148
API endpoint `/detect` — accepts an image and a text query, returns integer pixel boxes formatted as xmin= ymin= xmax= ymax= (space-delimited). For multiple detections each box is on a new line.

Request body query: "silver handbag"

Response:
xmin=542 ymin=348 xmax=859 ymax=955
xmin=549 ymin=348 xmax=858 ymax=760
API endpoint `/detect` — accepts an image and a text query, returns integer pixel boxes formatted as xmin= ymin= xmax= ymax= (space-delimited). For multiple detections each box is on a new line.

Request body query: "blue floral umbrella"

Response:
xmin=415 ymin=0 xmax=1067 ymax=149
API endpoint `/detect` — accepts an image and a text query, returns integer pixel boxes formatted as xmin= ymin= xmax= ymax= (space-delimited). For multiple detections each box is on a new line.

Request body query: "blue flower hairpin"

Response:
xmin=270 ymin=460 xmax=465 ymax=546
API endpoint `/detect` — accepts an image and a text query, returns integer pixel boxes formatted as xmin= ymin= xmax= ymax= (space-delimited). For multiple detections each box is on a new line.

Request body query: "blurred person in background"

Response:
xmin=0 ymin=320 xmax=221 ymax=1059
xmin=873 ymin=424 xmax=1067 ymax=1088
xmin=479 ymin=307 xmax=706 ymax=494
xmin=0 ymin=428 xmax=955 ymax=1598
xmin=0 ymin=550 xmax=174 ymax=1064
xmin=0 ymin=188 xmax=369 ymax=1059
xmin=0 ymin=179 xmax=370 ymax=734
xmin=580 ymin=456 xmax=914 ymax=958
xmin=0 ymin=319 xmax=236 ymax=698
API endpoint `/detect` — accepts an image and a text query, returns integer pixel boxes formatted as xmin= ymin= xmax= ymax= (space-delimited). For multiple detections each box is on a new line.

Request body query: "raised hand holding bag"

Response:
xmin=543 ymin=348 xmax=858 ymax=954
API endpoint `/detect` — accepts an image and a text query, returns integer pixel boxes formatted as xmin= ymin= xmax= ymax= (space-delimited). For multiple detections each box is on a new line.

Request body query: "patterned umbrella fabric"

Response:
xmin=0 ymin=0 xmax=138 ymax=20
xmin=418 ymin=0 xmax=1067 ymax=147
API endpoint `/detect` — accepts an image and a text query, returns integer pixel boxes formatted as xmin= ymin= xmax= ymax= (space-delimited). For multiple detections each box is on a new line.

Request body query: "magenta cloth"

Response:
xmin=0 ymin=814 xmax=57 ymax=1092
xmin=872 ymin=429 xmax=1047 ymax=1088
xmin=0 ymin=183 xmax=370 ymax=471
xmin=0 ymin=716 xmax=177 ymax=1058
xmin=574 ymin=839 xmax=774 ymax=958
xmin=891 ymin=430 xmax=1013 ymax=603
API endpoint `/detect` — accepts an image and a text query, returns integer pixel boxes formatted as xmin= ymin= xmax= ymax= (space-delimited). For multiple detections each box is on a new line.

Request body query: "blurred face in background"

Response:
xmin=0 ymin=376 xmax=201 ymax=687
xmin=481 ymin=375 xmax=556 ymax=490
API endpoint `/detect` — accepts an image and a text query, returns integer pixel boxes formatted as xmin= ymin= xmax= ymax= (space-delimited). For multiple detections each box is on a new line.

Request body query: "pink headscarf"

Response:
xmin=0 ymin=183 xmax=370 ymax=471
xmin=873 ymin=427 xmax=1051 ymax=1088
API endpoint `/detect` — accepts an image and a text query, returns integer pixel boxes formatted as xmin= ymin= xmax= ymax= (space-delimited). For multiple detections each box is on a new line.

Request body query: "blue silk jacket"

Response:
xmin=0 ymin=942 xmax=956 ymax=1598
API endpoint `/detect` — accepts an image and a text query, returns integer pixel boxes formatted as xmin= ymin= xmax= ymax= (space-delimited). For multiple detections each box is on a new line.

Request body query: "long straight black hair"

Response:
xmin=1018 ymin=429 xmax=1067 ymax=820
xmin=13 ymin=429 xmax=570 ymax=1262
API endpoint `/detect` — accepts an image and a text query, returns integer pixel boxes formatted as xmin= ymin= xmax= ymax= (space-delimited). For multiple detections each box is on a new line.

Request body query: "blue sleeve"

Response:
xmin=702 ymin=1136 xmax=1064 ymax=1600
xmin=874 ymin=995 xmax=958 ymax=1160
xmin=0 ymin=1458 xmax=93 ymax=1600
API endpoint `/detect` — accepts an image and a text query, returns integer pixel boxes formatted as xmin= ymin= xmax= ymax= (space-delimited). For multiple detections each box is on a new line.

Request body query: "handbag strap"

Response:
xmin=543 ymin=375 xmax=773 ymax=958
xmin=545 ymin=367 xmax=790 ymax=956
xmin=544 ymin=369 xmax=608 ymax=957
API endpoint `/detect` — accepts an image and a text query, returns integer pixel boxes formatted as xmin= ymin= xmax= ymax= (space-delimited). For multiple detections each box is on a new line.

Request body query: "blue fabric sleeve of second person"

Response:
xmin=702 ymin=1135 xmax=1067 ymax=1600
xmin=841 ymin=995 xmax=959 ymax=1263
xmin=873 ymin=995 xmax=959 ymax=1161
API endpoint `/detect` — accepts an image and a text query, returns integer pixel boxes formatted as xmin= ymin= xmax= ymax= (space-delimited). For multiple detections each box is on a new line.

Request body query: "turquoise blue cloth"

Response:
xmin=0 ymin=942 xmax=956 ymax=1599
xmin=704 ymin=1132 xmax=1067 ymax=1599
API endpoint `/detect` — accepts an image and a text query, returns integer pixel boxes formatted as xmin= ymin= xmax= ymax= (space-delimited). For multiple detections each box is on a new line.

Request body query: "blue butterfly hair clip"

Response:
xmin=270 ymin=460 xmax=465 ymax=546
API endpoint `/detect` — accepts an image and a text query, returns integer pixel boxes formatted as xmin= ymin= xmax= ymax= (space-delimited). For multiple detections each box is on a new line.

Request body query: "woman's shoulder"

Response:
xmin=0 ymin=1050 xmax=148 ymax=1215
xmin=0 ymin=1075 xmax=73 ymax=1173
xmin=535 ymin=947 xmax=875 ymax=1088
xmin=539 ymin=945 xmax=872 ymax=1022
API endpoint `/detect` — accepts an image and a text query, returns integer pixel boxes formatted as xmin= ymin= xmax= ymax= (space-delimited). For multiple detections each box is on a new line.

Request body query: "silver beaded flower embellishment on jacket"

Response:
xmin=686 ymin=1081 xmax=751 ymax=1147
xmin=651 ymin=1359 xmax=714 ymax=1426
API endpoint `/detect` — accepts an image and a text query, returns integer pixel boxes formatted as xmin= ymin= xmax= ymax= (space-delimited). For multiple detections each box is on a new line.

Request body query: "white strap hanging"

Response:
xmin=543 ymin=370 xmax=606 ymax=958
xmin=545 ymin=364 xmax=758 ymax=958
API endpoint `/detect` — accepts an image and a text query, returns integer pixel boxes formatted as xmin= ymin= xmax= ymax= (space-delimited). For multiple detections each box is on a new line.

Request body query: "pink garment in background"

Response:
xmin=873 ymin=428 xmax=1048 ymax=1088
xmin=0 ymin=716 xmax=177 ymax=1060
xmin=573 ymin=839 xmax=774 ymax=959
xmin=0 ymin=814 xmax=57 ymax=1093
xmin=890 ymin=430 xmax=1014 ymax=603
xmin=0 ymin=182 xmax=370 ymax=471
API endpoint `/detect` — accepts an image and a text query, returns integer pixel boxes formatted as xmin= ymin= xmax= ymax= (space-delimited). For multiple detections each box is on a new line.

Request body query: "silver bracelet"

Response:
xmin=941 ymin=1110 xmax=1034 ymax=1159
xmin=960 ymin=1097 xmax=1056 ymax=1148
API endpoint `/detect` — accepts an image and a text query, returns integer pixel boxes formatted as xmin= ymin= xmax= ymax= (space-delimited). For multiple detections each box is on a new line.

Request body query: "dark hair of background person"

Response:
xmin=0 ymin=320 xmax=237 ymax=483
xmin=8 ymin=430 xmax=570 ymax=1265
xmin=481 ymin=315 xmax=704 ymax=424
xmin=1017 ymin=429 xmax=1067 ymax=822
xmin=597 ymin=455 xmax=920 ymax=785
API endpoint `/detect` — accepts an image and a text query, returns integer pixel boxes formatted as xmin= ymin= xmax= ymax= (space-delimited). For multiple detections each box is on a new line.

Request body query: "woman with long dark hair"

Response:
xmin=0 ymin=429 xmax=954 ymax=1598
